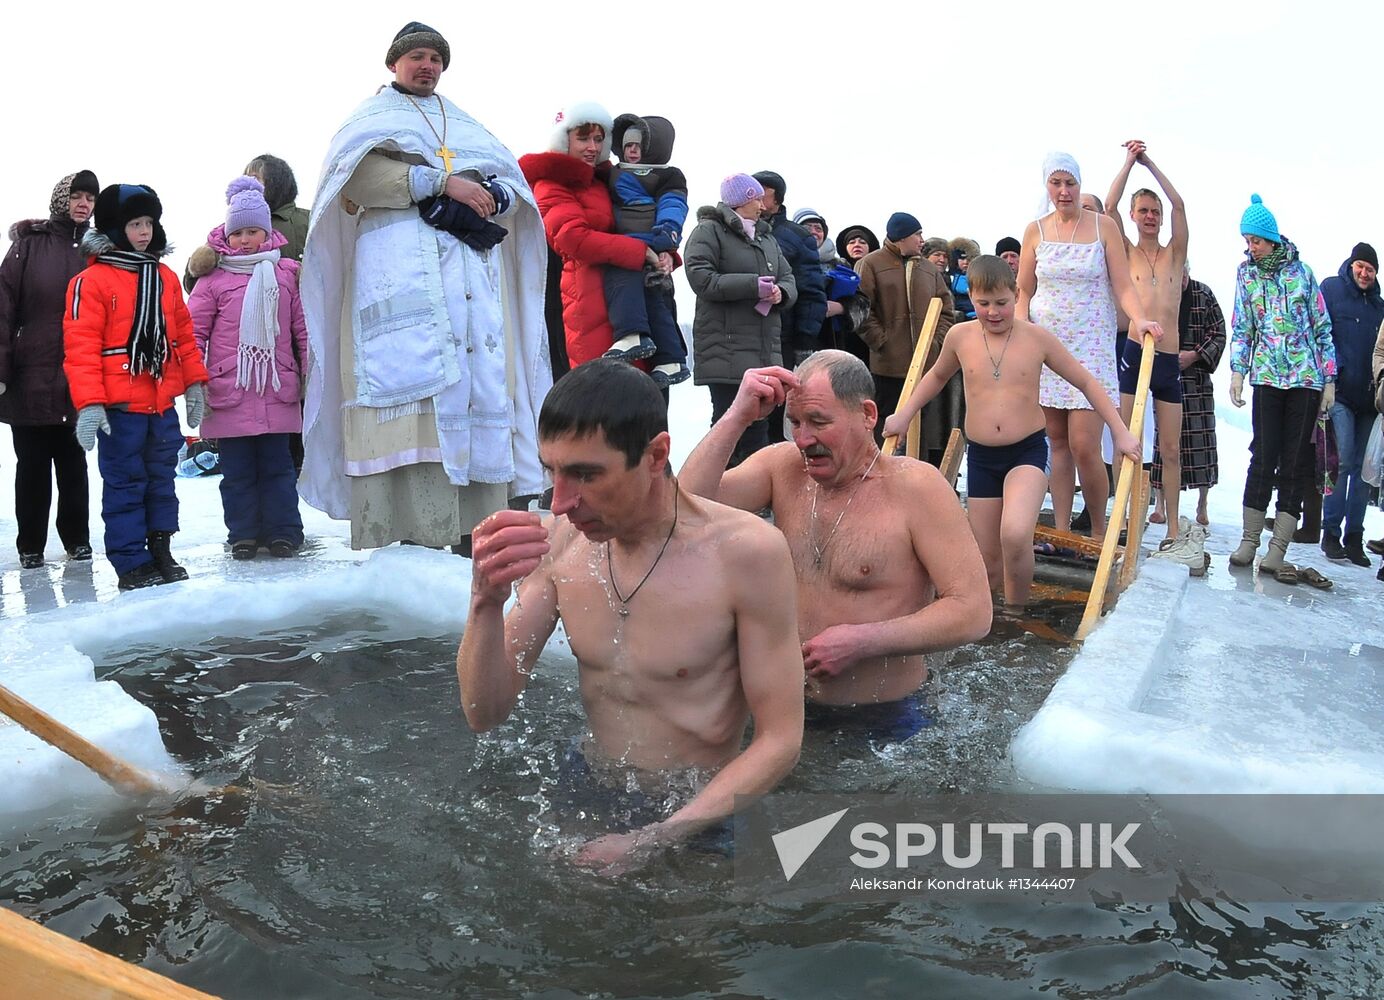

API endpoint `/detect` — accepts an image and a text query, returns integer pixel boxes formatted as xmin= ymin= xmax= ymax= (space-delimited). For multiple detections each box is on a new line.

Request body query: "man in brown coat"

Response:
xmin=855 ymin=212 xmax=956 ymax=459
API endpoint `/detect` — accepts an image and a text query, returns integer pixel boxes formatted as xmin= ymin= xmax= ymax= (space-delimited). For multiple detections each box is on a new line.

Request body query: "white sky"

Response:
xmin=4 ymin=0 xmax=1382 ymax=314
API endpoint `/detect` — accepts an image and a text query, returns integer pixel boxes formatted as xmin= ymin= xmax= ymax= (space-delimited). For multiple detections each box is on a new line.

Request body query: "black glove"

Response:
xmin=418 ymin=195 xmax=509 ymax=251
xmin=481 ymin=177 xmax=511 ymax=216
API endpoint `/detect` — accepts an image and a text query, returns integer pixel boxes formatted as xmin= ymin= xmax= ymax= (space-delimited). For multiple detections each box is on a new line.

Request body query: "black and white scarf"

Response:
xmin=96 ymin=250 xmax=168 ymax=379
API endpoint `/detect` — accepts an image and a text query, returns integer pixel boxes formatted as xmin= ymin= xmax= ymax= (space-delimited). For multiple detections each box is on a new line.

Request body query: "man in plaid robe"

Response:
xmin=1151 ymin=270 xmax=1226 ymax=525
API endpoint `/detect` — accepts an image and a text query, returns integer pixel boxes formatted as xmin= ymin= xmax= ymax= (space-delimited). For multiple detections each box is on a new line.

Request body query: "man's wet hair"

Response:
xmin=539 ymin=359 xmax=668 ymax=468
xmin=1083 ymin=193 xmax=1105 ymax=212
xmin=967 ymin=255 xmax=1018 ymax=295
xmin=1130 ymin=187 xmax=1163 ymax=211
xmin=244 ymin=154 xmax=298 ymax=211
xmin=794 ymin=350 xmax=874 ymax=406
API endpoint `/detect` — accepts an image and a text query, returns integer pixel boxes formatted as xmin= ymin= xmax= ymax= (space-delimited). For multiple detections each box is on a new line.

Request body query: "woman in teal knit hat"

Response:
xmin=1227 ymin=193 xmax=1337 ymax=586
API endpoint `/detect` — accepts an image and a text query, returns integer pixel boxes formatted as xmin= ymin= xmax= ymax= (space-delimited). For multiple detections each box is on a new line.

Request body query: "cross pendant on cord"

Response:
xmin=437 ymin=146 xmax=455 ymax=173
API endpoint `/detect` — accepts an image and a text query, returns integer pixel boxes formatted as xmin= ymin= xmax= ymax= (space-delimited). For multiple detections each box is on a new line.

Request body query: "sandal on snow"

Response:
xmin=1297 ymin=566 xmax=1333 ymax=590
xmin=1272 ymin=563 xmax=1300 ymax=585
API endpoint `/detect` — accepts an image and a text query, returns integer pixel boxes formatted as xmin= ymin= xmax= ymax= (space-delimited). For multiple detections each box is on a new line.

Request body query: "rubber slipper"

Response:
xmin=1297 ymin=566 xmax=1333 ymax=590
xmin=1033 ymin=542 xmax=1058 ymax=556
xmin=1272 ymin=563 xmax=1300 ymax=585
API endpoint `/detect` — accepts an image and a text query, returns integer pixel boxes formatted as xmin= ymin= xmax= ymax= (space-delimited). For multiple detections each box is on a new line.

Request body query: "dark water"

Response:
xmin=1 ymin=606 xmax=1380 ymax=999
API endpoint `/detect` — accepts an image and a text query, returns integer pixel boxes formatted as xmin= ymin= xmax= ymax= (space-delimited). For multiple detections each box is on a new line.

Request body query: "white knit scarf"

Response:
xmin=218 ymin=248 xmax=283 ymax=393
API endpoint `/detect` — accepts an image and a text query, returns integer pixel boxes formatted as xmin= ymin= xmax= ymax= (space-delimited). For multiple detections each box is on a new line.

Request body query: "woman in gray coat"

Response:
xmin=684 ymin=173 xmax=796 ymax=465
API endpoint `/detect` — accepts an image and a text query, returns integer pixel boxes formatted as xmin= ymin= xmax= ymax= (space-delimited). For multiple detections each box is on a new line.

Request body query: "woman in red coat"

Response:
xmin=520 ymin=102 xmax=653 ymax=370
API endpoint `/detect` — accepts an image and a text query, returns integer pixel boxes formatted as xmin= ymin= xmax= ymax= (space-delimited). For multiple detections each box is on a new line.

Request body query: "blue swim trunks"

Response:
xmin=552 ymin=741 xmax=734 ymax=853
xmin=804 ymin=691 xmax=934 ymax=749
xmin=965 ymin=428 xmax=1050 ymax=499
xmin=1118 ymin=337 xmax=1183 ymax=404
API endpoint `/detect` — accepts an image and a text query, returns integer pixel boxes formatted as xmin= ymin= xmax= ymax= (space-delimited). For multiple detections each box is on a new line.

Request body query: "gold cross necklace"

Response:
xmin=401 ymin=91 xmax=455 ymax=174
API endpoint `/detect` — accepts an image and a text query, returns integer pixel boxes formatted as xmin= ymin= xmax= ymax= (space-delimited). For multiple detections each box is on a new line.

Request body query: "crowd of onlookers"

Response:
xmin=5 ymin=46 xmax=1384 ymax=595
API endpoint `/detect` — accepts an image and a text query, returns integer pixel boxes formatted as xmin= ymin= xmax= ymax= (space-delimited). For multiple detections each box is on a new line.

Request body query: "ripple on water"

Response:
xmin=0 ymin=610 xmax=1378 ymax=998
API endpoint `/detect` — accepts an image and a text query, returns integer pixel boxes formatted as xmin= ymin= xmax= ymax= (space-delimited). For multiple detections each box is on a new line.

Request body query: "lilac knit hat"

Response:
xmin=720 ymin=173 xmax=765 ymax=209
xmin=225 ymin=176 xmax=271 ymax=235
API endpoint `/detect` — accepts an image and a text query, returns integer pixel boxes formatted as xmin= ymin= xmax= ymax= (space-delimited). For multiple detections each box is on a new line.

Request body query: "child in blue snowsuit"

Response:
xmin=601 ymin=113 xmax=690 ymax=388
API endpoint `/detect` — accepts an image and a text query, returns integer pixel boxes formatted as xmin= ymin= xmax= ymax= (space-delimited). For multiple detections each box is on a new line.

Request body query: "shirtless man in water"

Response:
xmin=1105 ymin=139 xmax=1189 ymax=541
xmin=457 ymin=359 xmax=803 ymax=872
xmin=680 ymin=350 xmax=991 ymax=731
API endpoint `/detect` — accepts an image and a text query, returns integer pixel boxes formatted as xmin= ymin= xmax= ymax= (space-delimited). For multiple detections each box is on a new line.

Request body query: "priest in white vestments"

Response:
xmin=301 ymin=21 xmax=551 ymax=550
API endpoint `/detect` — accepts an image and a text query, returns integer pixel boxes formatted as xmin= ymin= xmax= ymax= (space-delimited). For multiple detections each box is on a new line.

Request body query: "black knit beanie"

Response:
xmin=387 ymin=22 xmax=450 ymax=69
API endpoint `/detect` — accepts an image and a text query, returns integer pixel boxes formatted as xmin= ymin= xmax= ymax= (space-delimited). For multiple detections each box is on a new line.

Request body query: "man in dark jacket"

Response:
xmin=1319 ymin=242 xmax=1384 ymax=566
xmin=752 ymin=171 xmax=828 ymax=444
xmin=0 ymin=171 xmax=99 ymax=568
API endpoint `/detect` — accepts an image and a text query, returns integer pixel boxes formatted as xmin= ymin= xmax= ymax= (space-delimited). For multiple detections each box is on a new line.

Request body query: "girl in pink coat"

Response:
xmin=189 ymin=177 xmax=308 ymax=559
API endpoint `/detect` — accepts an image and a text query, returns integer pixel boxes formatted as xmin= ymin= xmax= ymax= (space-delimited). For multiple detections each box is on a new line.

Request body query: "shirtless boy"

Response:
xmin=680 ymin=350 xmax=991 ymax=736
xmin=883 ymin=257 xmax=1141 ymax=607
xmin=1105 ymin=139 xmax=1189 ymax=542
xmin=457 ymin=359 xmax=803 ymax=872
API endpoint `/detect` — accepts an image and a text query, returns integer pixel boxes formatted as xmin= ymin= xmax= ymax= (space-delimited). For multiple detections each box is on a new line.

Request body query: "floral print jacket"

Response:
xmin=1230 ymin=240 xmax=1336 ymax=389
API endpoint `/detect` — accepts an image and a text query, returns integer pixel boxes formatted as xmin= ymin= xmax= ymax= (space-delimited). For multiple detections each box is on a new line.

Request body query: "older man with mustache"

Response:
xmin=681 ymin=350 xmax=991 ymax=745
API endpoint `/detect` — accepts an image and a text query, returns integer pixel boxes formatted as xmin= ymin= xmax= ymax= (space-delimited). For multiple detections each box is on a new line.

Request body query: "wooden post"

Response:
xmin=0 ymin=906 xmax=218 ymax=999
xmin=0 ymin=683 xmax=170 ymax=798
xmin=939 ymin=428 xmax=965 ymax=488
xmin=881 ymin=297 xmax=943 ymax=457
xmin=1119 ymin=468 xmax=1151 ymax=591
xmin=1077 ymin=333 xmax=1156 ymax=640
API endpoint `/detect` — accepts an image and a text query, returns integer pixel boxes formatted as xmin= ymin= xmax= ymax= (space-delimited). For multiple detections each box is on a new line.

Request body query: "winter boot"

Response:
xmin=1229 ymin=506 xmax=1268 ymax=567
xmin=1294 ymin=491 xmax=1321 ymax=543
xmin=1258 ymin=512 xmax=1298 ymax=579
xmin=147 ymin=531 xmax=189 ymax=583
xmin=1321 ymin=530 xmax=1347 ymax=561
xmin=118 ymin=561 xmax=166 ymax=591
xmin=1344 ymin=532 xmax=1372 ymax=568
xmin=1152 ymin=519 xmax=1209 ymax=577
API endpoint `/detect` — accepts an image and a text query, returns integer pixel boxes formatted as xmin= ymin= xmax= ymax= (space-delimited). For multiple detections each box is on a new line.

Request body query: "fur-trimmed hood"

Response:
xmin=697 ymin=203 xmax=771 ymax=240
xmin=8 ymin=218 xmax=50 ymax=242
xmin=949 ymin=236 xmax=980 ymax=260
xmin=80 ymin=229 xmax=174 ymax=259
xmin=8 ymin=216 xmax=88 ymax=242
xmin=205 ymin=224 xmax=288 ymax=257
xmin=519 ymin=150 xmax=608 ymax=190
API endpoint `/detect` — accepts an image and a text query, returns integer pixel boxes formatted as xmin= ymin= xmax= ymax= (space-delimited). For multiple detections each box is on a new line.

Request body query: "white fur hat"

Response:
xmin=549 ymin=101 xmax=614 ymax=163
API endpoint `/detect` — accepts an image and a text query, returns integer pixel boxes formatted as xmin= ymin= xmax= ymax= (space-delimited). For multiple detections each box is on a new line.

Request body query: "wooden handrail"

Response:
xmin=881 ymin=297 xmax=944 ymax=457
xmin=1077 ymin=332 xmax=1156 ymax=639
xmin=0 ymin=683 xmax=170 ymax=798
xmin=939 ymin=427 xmax=965 ymax=487
xmin=1033 ymin=525 xmax=1122 ymax=560
xmin=1118 ymin=467 xmax=1151 ymax=591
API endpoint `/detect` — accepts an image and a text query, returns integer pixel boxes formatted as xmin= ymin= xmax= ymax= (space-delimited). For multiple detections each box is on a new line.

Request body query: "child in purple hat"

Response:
xmin=188 ymin=177 xmax=309 ymax=561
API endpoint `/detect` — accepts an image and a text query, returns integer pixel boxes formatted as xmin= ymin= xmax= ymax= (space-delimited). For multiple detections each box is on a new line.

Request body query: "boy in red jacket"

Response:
xmin=64 ymin=184 xmax=211 ymax=590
